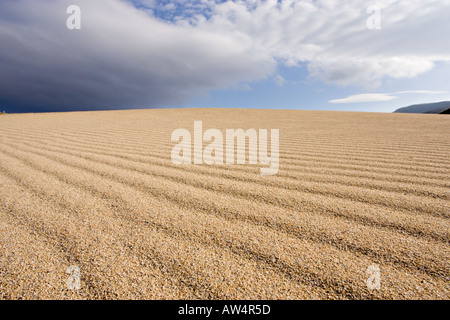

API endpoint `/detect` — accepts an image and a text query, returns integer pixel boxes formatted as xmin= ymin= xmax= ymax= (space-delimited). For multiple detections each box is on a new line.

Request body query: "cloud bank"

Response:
xmin=0 ymin=0 xmax=449 ymax=111
xmin=0 ymin=0 xmax=274 ymax=111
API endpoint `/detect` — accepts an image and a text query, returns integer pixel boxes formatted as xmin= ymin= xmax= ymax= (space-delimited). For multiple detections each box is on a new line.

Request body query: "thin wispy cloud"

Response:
xmin=329 ymin=94 xmax=398 ymax=104
xmin=274 ymin=75 xmax=287 ymax=87
xmin=330 ymin=91 xmax=448 ymax=104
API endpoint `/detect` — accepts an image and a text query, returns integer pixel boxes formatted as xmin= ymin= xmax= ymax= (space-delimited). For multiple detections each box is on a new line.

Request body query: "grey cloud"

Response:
xmin=191 ymin=0 xmax=450 ymax=87
xmin=0 ymin=0 xmax=274 ymax=112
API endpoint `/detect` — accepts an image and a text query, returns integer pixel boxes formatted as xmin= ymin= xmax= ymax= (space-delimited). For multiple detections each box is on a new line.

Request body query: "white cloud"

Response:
xmin=189 ymin=0 xmax=450 ymax=87
xmin=330 ymin=90 xmax=448 ymax=104
xmin=330 ymin=94 xmax=397 ymax=104
xmin=396 ymin=90 xmax=448 ymax=95
xmin=274 ymin=75 xmax=287 ymax=87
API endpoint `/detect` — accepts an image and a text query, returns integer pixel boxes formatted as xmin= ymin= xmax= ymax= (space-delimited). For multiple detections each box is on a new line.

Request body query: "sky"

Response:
xmin=0 ymin=0 xmax=449 ymax=113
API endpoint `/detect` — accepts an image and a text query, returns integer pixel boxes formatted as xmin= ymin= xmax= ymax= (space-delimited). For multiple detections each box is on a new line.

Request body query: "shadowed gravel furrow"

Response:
xmin=4 ymin=128 xmax=450 ymax=178
xmin=2 ymin=131 xmax=449 ymax=196
xmin=3 ymin=131 xmax=449 ymax=199
xmin=1 ymin=151 xmax=448 ymax=300
xmin=2 ymin=127 xmax=450 ymax=177
xmin=1 ymin=143 xmax=449 ymax=282
xmin=4 ymin=138 xmax=449 ymax=245
xmin=0 ymin=153 xmax=355 ymax=299
xmin=4 ymin=140 xmax=449 ymax=222
xmin=4 ymin=124 xmax=449 ymax=165
xmin=2 ymin=140 xmax=449 ymax=246
xmin=0 ymin=171 xmax=193 ymax=299
xmin=0 ymin=212 xmax=81 ymax=300
xmin=2 ymin=134 xmax=449 ymax=199
xmin=1 ymin=109 xmax=449 ymax=300
xmin=0 ymin=168 xmax=294 ymax=300
xmin=0 ymin=152 xmax=337 ymax=299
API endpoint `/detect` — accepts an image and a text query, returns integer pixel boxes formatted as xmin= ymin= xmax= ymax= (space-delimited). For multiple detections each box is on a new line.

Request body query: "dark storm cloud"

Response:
xmin=0 ymin=0 xmax=274 ymax=112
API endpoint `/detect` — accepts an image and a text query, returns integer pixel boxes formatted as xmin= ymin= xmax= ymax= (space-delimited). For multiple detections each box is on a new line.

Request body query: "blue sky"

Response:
xmin=1 ymin=0 xmax=449 ymax=113
xmin=184 ymin=62 xmax=450 ymax=112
